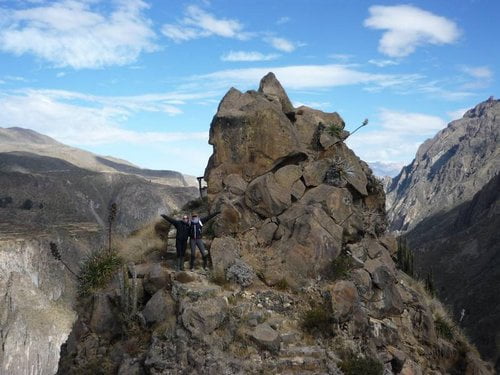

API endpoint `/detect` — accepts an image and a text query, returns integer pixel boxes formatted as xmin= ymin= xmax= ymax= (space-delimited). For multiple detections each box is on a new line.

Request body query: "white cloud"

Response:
xmin=459 ymin=65 xmax=493 ymax=89
xmin=265 ymin=37 xmax=296 ymax=52
xmin=56 ymin=72 xmax=66 ymax=78
xmin=447 ymin=108 xmax=468 ymax=120
xmin=368 ymin=59 xmax=399 ymax=67
xmin=221 ymin=51 xmax=279 ymax=62
xmin=346 ymin=108 xmax=447 ymax=165
xmin=461 ymin=66 xmax=493 ymax=79
xmin=0 ymin=0 xmax=157 ymax=69
xmin=364 ymin=5 xmax=460 ymax=57
xmin=195 ymin=64 xmax=421 ymax=90
xmin=0 ymin=89 xmax=215 ymax=145
xmin=377 ymin=108 xmax=446 ymax=135
xmin=276 ymin=16 xmax=290 ymax=25
xmin=328 ymin=54 xmax=354 ymax=62
xmin=162 ymin=5 xmax=250 ymax=42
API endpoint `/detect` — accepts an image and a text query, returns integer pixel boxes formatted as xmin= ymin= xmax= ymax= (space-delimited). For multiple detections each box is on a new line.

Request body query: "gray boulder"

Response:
xmin=142 ymin=289 xmax=175 ymax=325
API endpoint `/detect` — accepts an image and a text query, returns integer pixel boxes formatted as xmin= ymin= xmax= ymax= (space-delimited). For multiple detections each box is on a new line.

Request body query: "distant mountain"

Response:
xmin=0 ymin=127 xmax=197 ymax=187
xmin=385 ymin=98 xmax=500 ymax=370
xmin=368 ymin=161 xmax=405 ymax=178
xmin=386 ymin=98 xmax=500 ymax=232
xmin=0 ymin=126 xmax=198 ymax=234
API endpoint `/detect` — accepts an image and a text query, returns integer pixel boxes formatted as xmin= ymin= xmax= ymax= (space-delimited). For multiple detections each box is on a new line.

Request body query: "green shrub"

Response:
xmin=435 ymin=315 xmax=454 ymax=340
xmin=328 ymin=254 xmax=352 ymax=280
xmin=396 ymin=237 xmax=414 ymax=276
xmin=340 ymin=355 xmax=383 ymax=375
xmin=327 ymin=123 xmax=343 ymax=138
xmin=183 ymin=196 xmax=208 ymax=212
xmin=78 ymin=250 xmax=122 ymax=296
xmin=210 ymin=271 xmax=229 ymax=287
xmin=274 ymin=278 xmax=289 ymax=291
xmin=301 ymin=306 xmax=334 ymax=334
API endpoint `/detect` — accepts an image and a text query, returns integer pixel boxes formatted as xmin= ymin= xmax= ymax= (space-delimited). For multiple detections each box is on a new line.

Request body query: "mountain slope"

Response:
xmin=386 ymin=98 xmax=500 ymax=232
xmin=0 ymin=126 xmax=197 ymax=187
xmin=407 ymin=173 xmax=500 ymax=371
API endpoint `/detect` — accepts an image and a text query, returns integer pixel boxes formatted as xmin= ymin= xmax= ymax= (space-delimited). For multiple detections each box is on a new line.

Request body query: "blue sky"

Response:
xmin=0 ymin=0 xmax=497 ymax=176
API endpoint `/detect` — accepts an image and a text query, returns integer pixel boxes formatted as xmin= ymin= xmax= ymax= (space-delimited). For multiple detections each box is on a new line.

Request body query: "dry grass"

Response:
xmin=115 ymin=220 xmax=169 ymax=264
xmin=404 ymin=274 xmax=481 ymax=357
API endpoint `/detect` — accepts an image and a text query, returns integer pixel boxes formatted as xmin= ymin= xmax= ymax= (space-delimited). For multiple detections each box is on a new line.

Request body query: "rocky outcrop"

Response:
xmin=386 ymin=98 xmax=500 ymax=232
xmin=205 ymin=73 xmax=385 ymax=282
xmin=58 ymin=74 xmax=493 ymax=374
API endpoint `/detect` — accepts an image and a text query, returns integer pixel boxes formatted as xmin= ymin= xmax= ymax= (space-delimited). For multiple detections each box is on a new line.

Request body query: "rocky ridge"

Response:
xmin=0 ymin=127 xmax=198 ymax=188
xmin=386 ymin=98 xmax=500 ymax=232
xmin=59 ymin=74 xmax=493 ymax=374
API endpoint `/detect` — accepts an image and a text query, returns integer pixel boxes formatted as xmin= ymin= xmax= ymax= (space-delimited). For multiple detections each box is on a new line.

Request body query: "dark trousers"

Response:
xmin=176 ymin=239 xmax=188 ymax=270
xmin=190 ymin=238 xmax=208 ymax=269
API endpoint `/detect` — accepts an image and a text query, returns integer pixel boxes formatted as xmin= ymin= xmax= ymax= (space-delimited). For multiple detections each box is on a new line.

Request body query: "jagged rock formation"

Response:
xmin=386 ymin=98 xmax=500 ymax=232
xmin=0 ymin=130 xmax=198 ymax=374
xmin=59 ymin=74 xmax=493 ymax=374
xmin=406 ymin=174 xmax=500 ymax=372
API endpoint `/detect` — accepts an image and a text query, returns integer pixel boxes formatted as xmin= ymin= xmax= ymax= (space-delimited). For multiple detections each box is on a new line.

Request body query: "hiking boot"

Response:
xmin=190 ymin=256 xmax=195 ymax=270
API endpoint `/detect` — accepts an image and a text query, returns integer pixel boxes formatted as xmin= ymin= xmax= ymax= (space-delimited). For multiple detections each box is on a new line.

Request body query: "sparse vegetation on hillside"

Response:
xmin=78 ymin=249 xmax=122 ymax=296
xmin=301 ymin=305 xmax=334 ymax=335
xmin=327 ymin=253 xmax=352 ymax=280
xmin=396 ymin=237 xmax=414 ymax=276
xmin=339 ymin=354 xmax=383 ymax=375
xmin=435 ymin=315 xmax=455 ymax=341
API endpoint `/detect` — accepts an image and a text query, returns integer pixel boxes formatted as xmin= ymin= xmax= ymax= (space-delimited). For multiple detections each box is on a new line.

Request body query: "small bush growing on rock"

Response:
xmin=78 ymin=250 xmax=122 ymax=296
xmin=274 ymin=278 xmax=289 ymax=291
xmin=327 ymin=123 xmax=343 ymax=138
xmin=435 ymin=315 xmax=454 ymax=341
xmin=210 ymin=271 xmax=229 ymax=287
xmin=20 ymin=199 xmax=33 ymax=210
xmin=324 ymin=157 xmax=355 ymax=186
xmin=339 ymin=355 xmax=383 ymax=375
xmin=301 ymin=306 xmax=334 ymax=334
xmin=328 ymin=254 xmax=352 ymax=280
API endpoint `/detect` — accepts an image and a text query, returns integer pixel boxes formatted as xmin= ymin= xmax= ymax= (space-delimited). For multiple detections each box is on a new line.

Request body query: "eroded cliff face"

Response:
xmin=0 ymin=228 xmax=99 ymax=375
xmin=57 ymin=74 xmax=493 ymax=375
xmin=386 ymin=98 xmax=500 ymax=232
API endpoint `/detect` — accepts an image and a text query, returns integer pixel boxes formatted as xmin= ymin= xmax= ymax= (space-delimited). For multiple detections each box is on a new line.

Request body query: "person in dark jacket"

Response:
xmin=189 ymin=211 xmax=220 ymax=270
xmin=161 ymin=213 xmax=190 ymax=271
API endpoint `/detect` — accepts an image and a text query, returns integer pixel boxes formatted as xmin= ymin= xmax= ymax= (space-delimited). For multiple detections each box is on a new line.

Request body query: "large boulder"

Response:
xmin=181 ymin=297 xmax=227 ymax=339
xmin=210 ymin=236 xmax=240 ymax=276
xmin=245 ymin=172 xmax=292 ymax=218
xmin=205 ymin=85 xmax=301 ymax=190
xmin=142 ymin=289 xmax=176 ymax=325
xmin=248 ymin=323 xmax=281 ymax=352
xmin=328 ymin=280 xmax=360 ymax=322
